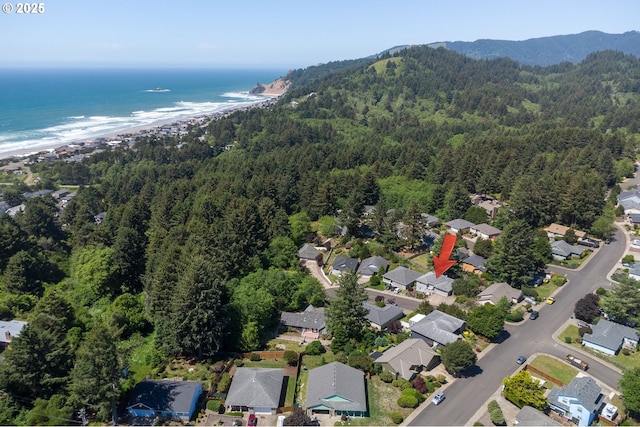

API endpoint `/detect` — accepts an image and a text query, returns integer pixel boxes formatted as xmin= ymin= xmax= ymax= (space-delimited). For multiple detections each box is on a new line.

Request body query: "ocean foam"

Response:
xmin=0 ymin=98 xmax=263 ymax=157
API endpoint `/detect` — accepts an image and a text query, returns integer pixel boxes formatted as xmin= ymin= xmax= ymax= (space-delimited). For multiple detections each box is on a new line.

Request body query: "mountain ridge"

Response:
xmin=427 ymin=30 xmax=640 ymax=66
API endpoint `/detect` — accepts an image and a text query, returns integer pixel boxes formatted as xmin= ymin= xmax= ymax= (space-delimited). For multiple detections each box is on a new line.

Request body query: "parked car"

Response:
xmin=248 ymin=414 xmax=257 ymax=427
xmin=516 ymin=355 xmax=527 ymax=365
xmin=546 ymin=297 xmax=556 ymax=305
xmin=432 ymin=391 xmax=445 ymax=405
xmin=529 ymin=310 xmax=539 ymax=320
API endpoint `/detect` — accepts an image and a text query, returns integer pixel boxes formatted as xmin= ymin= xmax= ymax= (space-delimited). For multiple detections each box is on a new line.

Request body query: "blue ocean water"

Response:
xmin=0 ymin=68 xmax=286 ymax=156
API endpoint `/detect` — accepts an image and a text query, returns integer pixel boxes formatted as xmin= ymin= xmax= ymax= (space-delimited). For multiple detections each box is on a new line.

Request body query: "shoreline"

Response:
xmin=0 ymin=93 xmax=283 ymax=163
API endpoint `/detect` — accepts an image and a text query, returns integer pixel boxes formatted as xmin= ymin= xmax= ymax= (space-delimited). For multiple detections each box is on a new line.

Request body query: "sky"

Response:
xmin=1 ymin=0 xmax=639 ymax=69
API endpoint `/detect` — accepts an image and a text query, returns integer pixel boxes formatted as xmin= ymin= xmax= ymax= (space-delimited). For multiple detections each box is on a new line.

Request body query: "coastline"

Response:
xmin=0 ymin=91 xmax=285 ymax=163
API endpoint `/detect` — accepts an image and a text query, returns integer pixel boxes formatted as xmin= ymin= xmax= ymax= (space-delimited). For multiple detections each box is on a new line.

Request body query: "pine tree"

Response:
xmin=327 ymin=272 xmax=369 ymax=352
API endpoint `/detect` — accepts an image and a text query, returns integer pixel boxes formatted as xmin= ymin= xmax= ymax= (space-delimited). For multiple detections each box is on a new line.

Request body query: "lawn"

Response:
xmin=529 ymin=354 xmax=578 ymax=386
xmin=334 ymin=377 xmax=413 ymax=426
xmin=558 ymin=325 xmax=640 ymax=371
xmin=410 ymin=253 xmax=432 ymax=269
xmin=296 ymin=353 xmax=337 ymax=406
xmin=241 ymin=358 xmax=288 ymax=369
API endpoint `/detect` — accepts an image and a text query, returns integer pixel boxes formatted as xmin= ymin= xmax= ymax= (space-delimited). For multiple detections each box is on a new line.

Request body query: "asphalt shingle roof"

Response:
xmin=410 ymin=310 xmax=465 ymax=346
xmin=280 ymin=305 xmax=326 ymax=331
xmin=363 ymin=301 xmax=404 ymax=328
xmin=583 ymin=319 xmax=639 ymax=352
xmin=547 ymin=377 xmax=602 ymax=413
xmin=226 ymin=368 xmax=284 ymax=409
xmin=356 ymin=256 xmax=388 ymax=276
xmin=127 ymin=380 xmax=202 ymax=414
xmin=305 ymin=362 xmax=366 ymax=412
xmin=415 ymin=271 xmax=454 ymax=293
xmin=382 ymin=266 xmax=422 ymax=287
xmin=375 ymin=339 xmax=439 ymax=381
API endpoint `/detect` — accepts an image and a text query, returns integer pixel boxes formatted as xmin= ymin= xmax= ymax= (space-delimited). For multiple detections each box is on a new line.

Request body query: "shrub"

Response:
xmin=401 ymin=387 xmax=424 ymax=403
xmin=390 ymin=411 xmax=404 ymax=424
xmin=578 ymin=326 xmax=592 ymax=336
xmin=379 ymin=371 xmax=394 ymax=383
xmin=564 ymin=336 xmax=573 ymax=343
xmin=233 ymin=359 xmax=244 ymax=367
xmin=206 ymin=400 xmax=222 ymax=413
xmin=305 ymin=340 xmax=326 ymax=355
xmin=412 ymin=376 xmax=427 ymax=393
xmin=437 ymin=374 xmax=447 ymax=384
xmin=574 ymin=337 xmax=582 ymax=344
xmin=283 ymin=350 xmax=298 ymax=365
xmin=374 ymin=336 xmax=389 ymax=348
xmin=622 ymin=348 xmax=631 ymax=356
xmin=375 ymin=295 xmax=385 ymax=302
xmin=217 ymin=372 xmax=231 ymax=393
xmin=595 ymin=287 xmax=607 ymax=295
xmin=425 ymin=381 xmax=435 ymax=394
xmin=505 ymin=310 xmax=524 ymax=322
xmin=487 ymin=400 xmax=499 ymax=413
xmin=490 ymin=407 xmax=505 ymax=426
xmin=473 ymin=422 xmax=484 ymax=426
xmin=249 ymin=353 xmax=261 ymax=362
xmin=397 ymin=395 xmax=419 ymax=408
xmin=375 ymin=299 xmax=386 ymax=307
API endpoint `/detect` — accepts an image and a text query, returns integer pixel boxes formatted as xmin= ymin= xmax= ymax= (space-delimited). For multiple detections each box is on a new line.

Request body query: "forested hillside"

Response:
xmin=1 ymin=45 xmax=639 ymax=423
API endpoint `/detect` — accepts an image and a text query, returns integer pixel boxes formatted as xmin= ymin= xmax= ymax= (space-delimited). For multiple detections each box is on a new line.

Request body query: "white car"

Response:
xmin=432 ymin=391 xmax=445 ymax=405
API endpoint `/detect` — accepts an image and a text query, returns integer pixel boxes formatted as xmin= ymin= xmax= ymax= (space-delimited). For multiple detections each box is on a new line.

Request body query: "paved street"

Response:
xmin=408 ymin=224 xmax=627 ymax=426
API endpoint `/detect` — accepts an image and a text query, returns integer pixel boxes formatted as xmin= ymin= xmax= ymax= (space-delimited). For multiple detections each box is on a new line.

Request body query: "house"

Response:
xmin=629 ymin=264 xmax=640 ymax=281
xmin=547 ymin=376 xmax=603 ymax=427
xmin=514 ymin=405 xmax=561 ymax=426
xmin=297 ymin=244 xmax=322 ymax=263
xmin=445 ymin=219 xmax=475 ymax=234
xmin=410 ymin=310 xmax=465 ymax=348
xmin=618 ymin=188 xmax=640 ymax=214
xmin=544 ymin=223 xmax=586 ymax=240
xmin=375 ymin=338 xmax=440 ymax=381
xmin=415 ymin=271 xmax=454 ymax=296
xmin=470 ymin=223 xmax=501 ymax=240
xmin=382 ymin=266 xmax=422 ymax=291
xmin=94 ymin=212 xmax=107 ymax=225
xmin=420 ymin=230 xmax=441 ymax=248
xmin=6 ymin=204 xmax=25 ymax=217
xmin=330 ymin=256 xmax=359 ymax=276
xmin=477 ymin=199 xmax=502 ymax=220
xmin=305 ymin=362 xmax=367 ymax=417
xmin=627 ymin=212 xmax=640 ymax=224
xmin=280 ymin=305 xmax=326 ymax=340
xmin=420 ymin=213 xmax=441 ymax=228
xmin=477 ymin=282 xmax=523 ymax=305
xmin=582 ymin=319 xmax=639 ymax=356
xmin=0 ymin=201 xmax=10 ymax=214
xmin=226 ymin=368 xmax=285 ymax=415
xmin=356 ymin=256 xmax=388 ymax=278
xmin=551 ymin=240 xmax=585 ymax=260
xmin=461 ymin=254 xmax=487 ymax=274
xmin=363 ymin=301 xmax=404 ymax=330
xmin=0 ymin=320 xmax=28 ymax=350
xmin=126 ymin=380 xmax=203 ymax=422
xmin=51 ymin=189 xmax=70 ymax=200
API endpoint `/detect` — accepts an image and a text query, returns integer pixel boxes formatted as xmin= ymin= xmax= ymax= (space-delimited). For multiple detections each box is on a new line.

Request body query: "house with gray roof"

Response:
xmin=547 ymin=377 xmax=603 ymax=427
xmin=382 ymin=266 xmax=422 ymax=291
xmin=356 ymin=256 xmax=388 ymax=278
xmin=280 ymin=305 xmax=326 ymax=339
xmin=330 ymin=256 xmax=359 ymax=276
xmin=551 ymin=240 xmax=586 ymax=260
xmin=363 ymin=301 xmax=404 ymax=330
xmin=297 ymin=244 xmax=322 ymax=262
xmin=415 ymin=271 xmax=454 ymax=297
xmin=515 ymin=406 xmax=561 ymax=426
xmin=305 ymin=362 xmax=366 ymax=417
xmin=477 ymin=282 xmax=523 ymax=306
xmin=375 ymin=338 xmax=440 ymax=381
xmin=127 ymin=380 xmax=203 ymax=422
xmin=420 ymin=213 xmax=441 ymax=228
xmin=618 ymin=188 xmax=640 ymax=214
xmin=226 ymin=368 xmax=285 ymax=415
xmin=582 ymin=319 xmax=639 ymax=356
xmin=445 ymin=219 xmax=475 ymax=234
xmin=0 ymin=320 xmax=28 ymax=350
xmin=410 ymin=310 xmax=465 ymax=348
xmin=461 ymin=254 xmax=487 ymax=274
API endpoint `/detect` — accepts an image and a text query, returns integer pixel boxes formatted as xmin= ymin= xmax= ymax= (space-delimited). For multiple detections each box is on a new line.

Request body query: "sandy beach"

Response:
xmin=0 ymin=81 xmax=289 ymax=163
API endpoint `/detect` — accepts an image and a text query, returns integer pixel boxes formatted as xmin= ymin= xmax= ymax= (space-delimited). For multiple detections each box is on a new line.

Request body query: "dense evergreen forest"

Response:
xmin=1 ymin=45 xmax=639 ymax=423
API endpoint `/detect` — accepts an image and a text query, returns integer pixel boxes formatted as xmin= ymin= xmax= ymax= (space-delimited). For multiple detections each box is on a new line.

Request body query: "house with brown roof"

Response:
xmin=375 ymin=338 xmax=440 ymax=381
xmin=544 ymin=223 xmax=586 ymax=240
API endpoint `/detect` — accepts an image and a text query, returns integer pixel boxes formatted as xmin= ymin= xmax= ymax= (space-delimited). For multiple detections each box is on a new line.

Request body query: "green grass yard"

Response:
xmin=529 ymin=354 xmax=578 ymax=386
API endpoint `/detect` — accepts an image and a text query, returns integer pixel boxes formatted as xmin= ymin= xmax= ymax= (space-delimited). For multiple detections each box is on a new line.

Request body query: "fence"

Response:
xmin=524 ymin=365 xmax=565 ymax=387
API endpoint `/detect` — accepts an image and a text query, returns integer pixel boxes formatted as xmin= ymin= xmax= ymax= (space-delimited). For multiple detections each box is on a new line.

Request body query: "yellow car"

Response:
xmin=546 ymin=297 xmax=556 ymax=305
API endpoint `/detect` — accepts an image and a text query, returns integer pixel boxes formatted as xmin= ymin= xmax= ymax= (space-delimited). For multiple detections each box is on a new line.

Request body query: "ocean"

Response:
xmin=0 ymin=68 xmax=286 ymax=157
